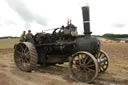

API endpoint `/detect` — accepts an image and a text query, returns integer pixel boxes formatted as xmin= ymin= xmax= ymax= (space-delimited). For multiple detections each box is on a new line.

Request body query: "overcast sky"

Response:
xmin=0 ymin=0 xmax=128 ymax=36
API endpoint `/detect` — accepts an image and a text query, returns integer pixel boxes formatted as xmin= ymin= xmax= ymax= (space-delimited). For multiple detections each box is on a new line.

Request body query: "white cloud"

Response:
xmin=0 ymin=0 xmax=128 ymax=36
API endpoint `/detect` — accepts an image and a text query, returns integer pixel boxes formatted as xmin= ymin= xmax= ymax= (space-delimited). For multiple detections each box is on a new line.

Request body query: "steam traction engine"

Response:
xmin=14 ymin=5 xmax=110 ymax=83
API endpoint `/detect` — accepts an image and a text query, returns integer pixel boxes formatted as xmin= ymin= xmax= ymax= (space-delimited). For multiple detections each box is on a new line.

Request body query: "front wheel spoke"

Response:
xmin=75 ymin=64 xmax=80 ymax=68
xmin=101 ymin=64 xmax=107 ymax=69
xmin=74 ymin=59 xmax=79 ymax=63
xmin=73 ymin=65 xmax=81 ymax=72
xmin=81 ymin=54 xmax=85 ymax=62
xmin=86 ymin=68 xmax=95 ymax=73
xmin=101 ymin=55 xmax=107 ymax=59
xmin=73 ymin=69 xmax=81 ymax=77
xmin=84 ymin=72 xmax=89 ymax=80
xmin=98 ymin=52 xmax=102 ymax=58
xmin=100 ymin=68 xmax=104 ymax=72
xmin=85 ymin=64 xmax=95 ymax=68
xmin=100 ymin=64 xmax=108 ymax=67
xmin=96 ymin=53 xmax=99 ymax=58
xmin=100 ymin=59 xmax=108 ymax=63
xmin=86 ymin=70 xmax=94 ymax=79
xmin=79 ymin=71 xmax=86 ymax=79
xmin=83 ymin=55 xmax=88 ymax=65
xmin=80 ymin=55 xmax=83 ymax=62
xmin=105 ymin=61 xmax=108 ymax=64
xmin=100 ymin=66 xmax=105 ymax=71
xmin=87 ymin=59 xmax=92 ymax=65
xmin=86 ymin=68 xmax=94 ymax=78
xmin=85 ymin=69 xmax=93 ymax=80
xmin=77 ymin=55 xmax=82 ymax=65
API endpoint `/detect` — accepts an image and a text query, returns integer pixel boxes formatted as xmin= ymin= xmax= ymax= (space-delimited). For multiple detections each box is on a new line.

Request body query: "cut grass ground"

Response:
xmin=98 ymin=43 xmax=128 ymax=84
xmin=0 ymin=39 xmax=128 ymax=85
xmin=0 ymin=38 xmax=19 ymax=49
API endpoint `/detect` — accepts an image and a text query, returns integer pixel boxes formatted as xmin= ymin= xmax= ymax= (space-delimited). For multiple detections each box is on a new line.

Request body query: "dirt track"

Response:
xmin=0 ymin=49 xmax=90 ymax=85
xmin=0 ymin=43 xmax=128 ymax=85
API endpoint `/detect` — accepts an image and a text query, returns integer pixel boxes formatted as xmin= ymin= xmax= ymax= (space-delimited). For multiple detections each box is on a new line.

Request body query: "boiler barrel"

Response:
xmin=74 ymin=37 xmax=100 ymax=54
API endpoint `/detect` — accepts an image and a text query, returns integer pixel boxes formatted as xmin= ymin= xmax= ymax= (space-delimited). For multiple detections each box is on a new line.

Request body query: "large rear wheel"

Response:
xmin=14 ymin=42 xmax=38 ymax=72
xmin=69 ymin=51 xmax=98 ymax=83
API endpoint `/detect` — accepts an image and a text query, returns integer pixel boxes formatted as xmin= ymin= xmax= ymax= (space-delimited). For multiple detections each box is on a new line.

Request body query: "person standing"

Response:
xmin=19 ymin=31 xmax=26 ymax=42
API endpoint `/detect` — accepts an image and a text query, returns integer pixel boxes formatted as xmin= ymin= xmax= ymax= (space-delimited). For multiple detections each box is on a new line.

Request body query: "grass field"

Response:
xmin=0 ymin=38 xmax=19 ymax=49
xmin=99 ymin=43 xmax=128 ymax=84
xmin=0 ymin=39 xmax=128 ymax=85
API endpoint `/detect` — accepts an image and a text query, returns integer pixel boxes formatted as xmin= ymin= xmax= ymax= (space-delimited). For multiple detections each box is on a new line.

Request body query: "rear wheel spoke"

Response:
xmin=20 ymin=45 xmax=24 ymax=53
xmin=16 ymin=58 xmax=23 ymax=62
xmin=15 ymin=50 xmax=22 ymax=55
xmin=24 ymin=51 xmax=30 ymax=58
xmin=24 ymin=47 xmax=28 ymax=53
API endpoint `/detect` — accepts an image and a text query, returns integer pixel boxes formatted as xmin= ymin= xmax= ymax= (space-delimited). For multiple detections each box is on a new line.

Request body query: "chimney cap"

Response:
xmin=80 ymin=0 xmax=89 ymax=7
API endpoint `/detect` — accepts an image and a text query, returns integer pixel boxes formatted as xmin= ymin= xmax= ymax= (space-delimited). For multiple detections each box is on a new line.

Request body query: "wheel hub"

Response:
xmin=21 ymin=54 xmax=26 ymax=59
xmin=80 ymin=65 xmax=84 ymax=70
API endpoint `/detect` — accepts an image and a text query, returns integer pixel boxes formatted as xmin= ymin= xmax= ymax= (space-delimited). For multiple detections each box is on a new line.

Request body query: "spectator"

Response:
xmin=19 ymin=31 xmax=26 ymax=42
xmin=26 ymin=30 xmax=35 ymax=44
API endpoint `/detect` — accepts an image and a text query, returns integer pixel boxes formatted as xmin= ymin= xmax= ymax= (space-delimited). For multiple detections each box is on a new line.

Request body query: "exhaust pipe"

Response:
xmin=82 ymin=4 xmax=92 ymax=35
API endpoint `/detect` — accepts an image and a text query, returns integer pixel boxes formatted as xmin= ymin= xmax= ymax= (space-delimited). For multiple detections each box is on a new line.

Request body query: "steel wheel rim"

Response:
xmin=69 ymin=51 xmax=98 ymax=83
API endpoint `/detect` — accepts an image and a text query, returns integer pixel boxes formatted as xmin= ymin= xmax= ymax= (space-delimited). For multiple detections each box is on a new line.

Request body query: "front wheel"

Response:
xmin=96 ymin=50 xmax=110 ymax=73
xmin=69 ymin=51 xmax=98 ymax=83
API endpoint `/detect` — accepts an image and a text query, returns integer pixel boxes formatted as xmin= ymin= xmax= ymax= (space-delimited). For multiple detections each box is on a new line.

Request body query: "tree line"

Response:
xmin=102 ymin=33 xmax=128 ymax=40
xmin=0 ymin=36 xmax=19 ymax=39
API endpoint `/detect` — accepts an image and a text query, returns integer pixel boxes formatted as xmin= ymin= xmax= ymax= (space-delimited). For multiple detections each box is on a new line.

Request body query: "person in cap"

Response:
xmin=26 ymin=30 xmax=35 ymax=44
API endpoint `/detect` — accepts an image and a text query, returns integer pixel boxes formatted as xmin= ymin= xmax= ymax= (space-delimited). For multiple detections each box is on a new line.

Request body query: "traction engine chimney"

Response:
xmin=81 ymin=3 xmax=92 ymax=35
